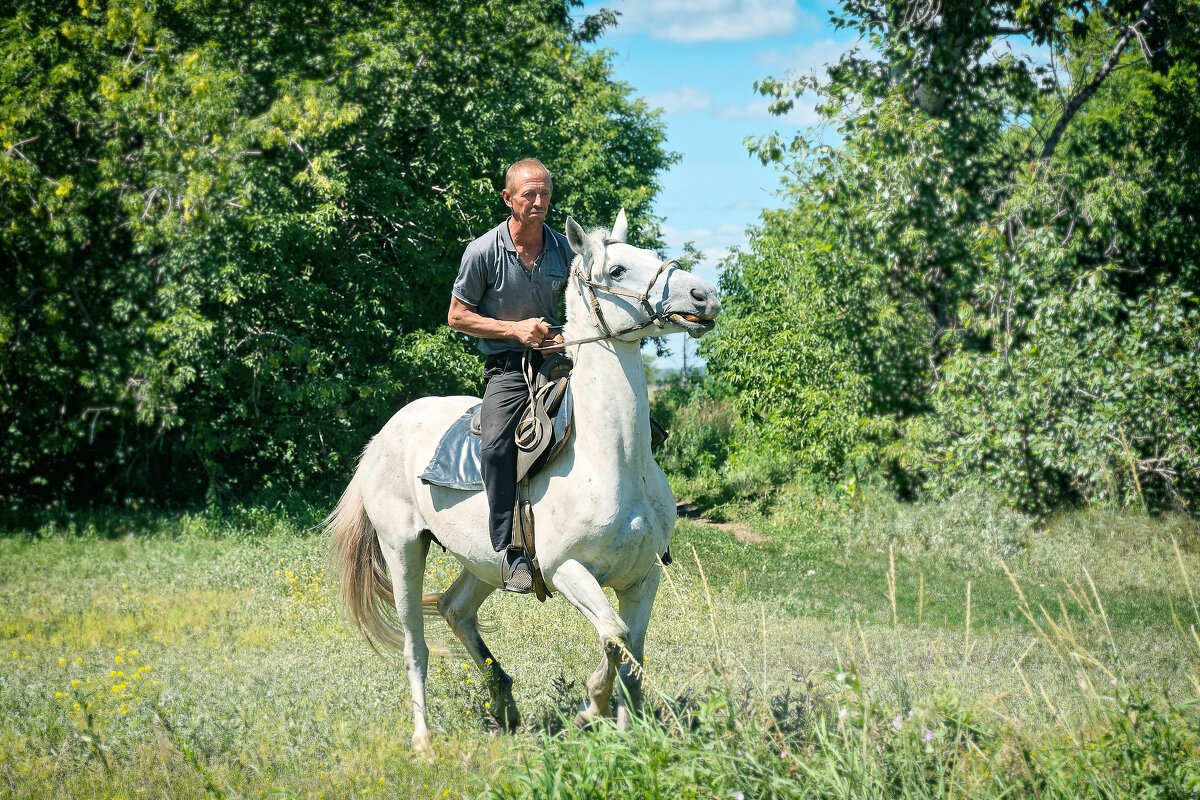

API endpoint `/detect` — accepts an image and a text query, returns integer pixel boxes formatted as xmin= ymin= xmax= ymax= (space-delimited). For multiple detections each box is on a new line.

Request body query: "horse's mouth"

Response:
xmin=667 ymin=312 xmax=717 ymax=338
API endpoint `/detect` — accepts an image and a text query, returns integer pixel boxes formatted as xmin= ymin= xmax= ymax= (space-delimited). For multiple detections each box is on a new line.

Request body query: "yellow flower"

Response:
xmin=71 ymin=680 xmax=80 ymax=687
xmin=75 ymin=657 xmax=83 ymax=664
xmin=55 ymin=692 xmax=64 ymax=698
xmin=58 ymin=658 xmax=67 ymax=666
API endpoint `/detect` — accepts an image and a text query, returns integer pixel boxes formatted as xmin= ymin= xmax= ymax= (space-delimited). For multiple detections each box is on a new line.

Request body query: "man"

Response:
xmin=447 ymin=158 xmax=569 ymax=593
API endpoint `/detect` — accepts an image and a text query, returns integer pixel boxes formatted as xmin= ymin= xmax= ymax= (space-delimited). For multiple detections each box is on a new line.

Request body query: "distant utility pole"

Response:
xmin=680 ymin=336 xmax=689 ymax=384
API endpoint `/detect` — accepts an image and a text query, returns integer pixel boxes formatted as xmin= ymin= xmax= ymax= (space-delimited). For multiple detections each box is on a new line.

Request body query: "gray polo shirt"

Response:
xmin=451 ymin=219 xmax=571 ymax=355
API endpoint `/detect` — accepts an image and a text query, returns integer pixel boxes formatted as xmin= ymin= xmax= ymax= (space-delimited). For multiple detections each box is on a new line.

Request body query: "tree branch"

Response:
xmin=1039 ymin=0 xmax=1155 ymax=163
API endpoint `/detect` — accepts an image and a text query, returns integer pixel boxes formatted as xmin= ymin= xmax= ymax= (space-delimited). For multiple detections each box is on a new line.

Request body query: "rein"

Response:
xmin=534 ymin=246 xmax=678 ymax=350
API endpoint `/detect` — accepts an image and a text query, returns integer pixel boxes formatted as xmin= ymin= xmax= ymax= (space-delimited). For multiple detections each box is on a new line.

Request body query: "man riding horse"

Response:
xmin=446 ymin=158 xmax=568 ymax=593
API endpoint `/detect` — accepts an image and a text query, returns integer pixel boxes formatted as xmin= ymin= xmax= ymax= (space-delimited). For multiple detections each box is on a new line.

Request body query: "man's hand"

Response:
xmin=508 ymin=317 xmax=551 ymax=349
xmin=541 ymin=332 xmax=565 ymax=355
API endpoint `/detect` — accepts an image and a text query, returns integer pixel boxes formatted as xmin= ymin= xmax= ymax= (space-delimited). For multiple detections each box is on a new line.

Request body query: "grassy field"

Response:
xmin=2 ymin=492 xmax=1198 ymax=798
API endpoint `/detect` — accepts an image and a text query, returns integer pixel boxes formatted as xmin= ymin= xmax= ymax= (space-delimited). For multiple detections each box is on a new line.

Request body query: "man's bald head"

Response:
xmin=505 ymin=158 xmax=553 ymax=193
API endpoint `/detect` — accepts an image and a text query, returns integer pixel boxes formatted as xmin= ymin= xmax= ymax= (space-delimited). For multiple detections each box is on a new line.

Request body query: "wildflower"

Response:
xmin=75 ymin=657 xmax=82 ymax=664
xmin=892 ymin=715 xmax=904 ymax=731
xmin=835 ymin=672 xmax=846 ymax=683
xmin=838 ymin=708 xmax=848 ymax=720
xmin=55 ymin=692 xmax=64 ymax=698
xmin=58 ymin=658 xmax=66 ymax=666
xmin=71 ymin=680 xmax=80 ymax=687
xmin=922 ymin=728 xmax=933 ymax=743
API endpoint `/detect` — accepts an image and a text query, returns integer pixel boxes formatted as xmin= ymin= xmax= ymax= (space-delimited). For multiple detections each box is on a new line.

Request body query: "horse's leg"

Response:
xmin=550 ymin=559 xmax=630 ymax=726
xmin=433 ymin=570 xmax=520 ymax=731
xmin=375 ymin=530 xmax=434 ymax=755
xmin=614 ymin=568 xmax=661 ymax=728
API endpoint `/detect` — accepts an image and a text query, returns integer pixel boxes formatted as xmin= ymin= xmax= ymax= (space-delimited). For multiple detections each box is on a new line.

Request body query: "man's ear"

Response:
xmin=609 ymin=209 xmax=628 ymax=244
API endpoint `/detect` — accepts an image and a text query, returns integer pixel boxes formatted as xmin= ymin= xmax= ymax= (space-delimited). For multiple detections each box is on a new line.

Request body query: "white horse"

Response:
xmin=325 ymin=210 xmax=721 ymax=754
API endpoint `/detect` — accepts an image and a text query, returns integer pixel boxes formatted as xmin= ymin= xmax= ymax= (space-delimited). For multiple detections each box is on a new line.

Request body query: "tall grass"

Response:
xmin=480 ymin=534 xmax=1200 ymax=799
xmin=2 ymin=501 xmax=1198 ymax=798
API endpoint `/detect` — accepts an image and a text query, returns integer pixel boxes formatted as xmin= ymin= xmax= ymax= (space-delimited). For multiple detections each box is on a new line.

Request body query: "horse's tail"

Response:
xmin=325 ymin=463 xmax=406 ymax=653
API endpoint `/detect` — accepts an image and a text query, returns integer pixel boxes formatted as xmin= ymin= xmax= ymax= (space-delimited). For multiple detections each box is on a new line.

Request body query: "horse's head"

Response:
xmin=564 ymin=210 xmax=722 ymax=342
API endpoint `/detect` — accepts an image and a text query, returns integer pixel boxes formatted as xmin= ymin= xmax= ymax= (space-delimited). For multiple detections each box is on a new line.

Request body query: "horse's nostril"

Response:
xmin=690 ymin=287 xmax=708 ymax=303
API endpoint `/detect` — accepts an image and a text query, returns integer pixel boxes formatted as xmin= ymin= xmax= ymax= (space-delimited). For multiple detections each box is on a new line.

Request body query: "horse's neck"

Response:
xmin=564 ymin=298 xmax=653 ymax=475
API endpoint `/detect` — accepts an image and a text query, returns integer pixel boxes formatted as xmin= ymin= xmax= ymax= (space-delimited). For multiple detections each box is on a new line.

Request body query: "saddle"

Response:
xmin=417 ymin=354 xmax=574 ymax=493
xmin=470 ymin=352 xmax=574 ymax=482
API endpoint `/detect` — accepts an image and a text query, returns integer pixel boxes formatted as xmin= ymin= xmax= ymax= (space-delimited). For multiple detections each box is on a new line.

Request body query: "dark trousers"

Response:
xmin=480 ymin=351 xmax=540 ymax=552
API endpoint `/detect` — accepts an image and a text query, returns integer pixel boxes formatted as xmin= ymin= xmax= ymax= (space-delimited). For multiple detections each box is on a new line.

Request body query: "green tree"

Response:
xmin=707 ymin=0 xmax=1200 ymax=510
xmin=1 ymin=0 xmax=675 ymax=507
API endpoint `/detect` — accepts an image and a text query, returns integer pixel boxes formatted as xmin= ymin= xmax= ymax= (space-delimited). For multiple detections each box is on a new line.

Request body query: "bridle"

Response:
xmin=535 ymin=240 xmax=678 ymax=349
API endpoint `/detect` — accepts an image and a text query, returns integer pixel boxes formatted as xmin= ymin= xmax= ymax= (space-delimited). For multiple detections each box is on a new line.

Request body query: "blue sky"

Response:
xmin=575 ymin=0 xmax=859 ymax=367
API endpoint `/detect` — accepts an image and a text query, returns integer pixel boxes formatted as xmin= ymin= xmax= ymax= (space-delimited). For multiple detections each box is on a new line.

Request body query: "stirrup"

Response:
xmin=503 ymin=550 xmax=533 ymax=594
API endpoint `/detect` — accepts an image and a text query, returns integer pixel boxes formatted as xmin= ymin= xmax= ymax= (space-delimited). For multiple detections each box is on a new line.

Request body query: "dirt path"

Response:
xmin=675 ymin=501 xmax=768 ymax=543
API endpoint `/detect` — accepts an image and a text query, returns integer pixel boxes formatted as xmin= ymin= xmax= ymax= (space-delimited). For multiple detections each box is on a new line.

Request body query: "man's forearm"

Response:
xmin=448 ymin=306 xmax=518 ymax=342
xmin=448 ymin=297 xmax=551 ymax=348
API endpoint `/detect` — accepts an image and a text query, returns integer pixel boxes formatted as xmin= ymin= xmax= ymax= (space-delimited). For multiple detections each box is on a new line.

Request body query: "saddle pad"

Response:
xmin=419 ymin=404 xmax=484 ymax=491
xmin=417 ymin=388 xmax=574 ymax=492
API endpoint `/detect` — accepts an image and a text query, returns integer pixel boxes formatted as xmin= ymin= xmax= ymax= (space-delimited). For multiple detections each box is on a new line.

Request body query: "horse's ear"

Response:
xmin=610 ymin=209 xmax=628 ymax=244
xmin=566 ymin=216 xmax=590 ymax=259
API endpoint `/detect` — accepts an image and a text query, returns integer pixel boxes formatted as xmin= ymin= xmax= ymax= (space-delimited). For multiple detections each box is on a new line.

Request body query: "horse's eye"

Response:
xmin=610 ymin=265 xmax=627 ymax=279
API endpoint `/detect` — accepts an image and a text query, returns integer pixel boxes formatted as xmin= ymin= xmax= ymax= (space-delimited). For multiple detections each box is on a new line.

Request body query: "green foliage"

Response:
xmin=651 ymin=371 xmax=736 ymax=479
xmin=0 ymin=0 xmax=674 ymax=507
xmin=706 ymin=0 xmax=1200 ymax=512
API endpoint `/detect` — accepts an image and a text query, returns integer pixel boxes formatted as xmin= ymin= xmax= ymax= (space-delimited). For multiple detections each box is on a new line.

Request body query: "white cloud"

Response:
xmin=605 ymin=0 xmax=802 ymax=43
xmin=755 ymin=37 xmax=858 ymax=75
xmin=644 ymin=86 xmax=713 ymax=115
xmin=661 ymin=222 xmax=750 ymax=269
xmin=715 ymin=95 xmax=822 ymax=125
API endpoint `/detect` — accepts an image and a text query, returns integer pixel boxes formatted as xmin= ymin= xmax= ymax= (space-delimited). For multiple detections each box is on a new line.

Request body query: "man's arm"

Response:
xmin=448 ymin=296 xmax=555 ymax=349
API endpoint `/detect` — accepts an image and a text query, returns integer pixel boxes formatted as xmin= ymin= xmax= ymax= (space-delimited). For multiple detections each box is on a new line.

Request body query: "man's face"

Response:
xmin=503 ymin=169 xmax=552 ymax=226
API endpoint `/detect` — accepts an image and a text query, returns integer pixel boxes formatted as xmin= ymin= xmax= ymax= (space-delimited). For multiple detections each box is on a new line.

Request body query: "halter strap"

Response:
xmin=534 ymin=255 xmax=678 ymax=349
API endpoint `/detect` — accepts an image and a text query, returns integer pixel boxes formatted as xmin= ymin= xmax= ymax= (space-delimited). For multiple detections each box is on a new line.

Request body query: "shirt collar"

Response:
xmin=500 ymin=218 xmax=557 ymax=253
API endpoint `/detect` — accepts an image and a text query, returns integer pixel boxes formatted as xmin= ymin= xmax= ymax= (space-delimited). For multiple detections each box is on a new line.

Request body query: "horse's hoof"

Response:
xmin=412 ymin=732 xmax=435 ymax=760
xmin=488 ymin=701 xmax=522 ymax=733
xmin=574 ymin=708 xmax=608 ymax=731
